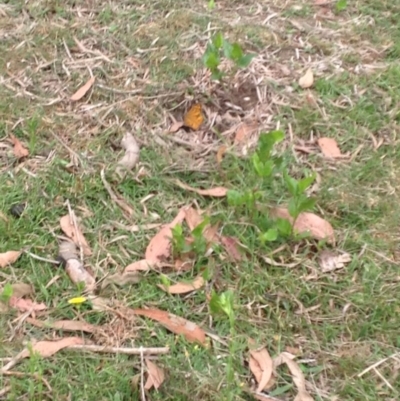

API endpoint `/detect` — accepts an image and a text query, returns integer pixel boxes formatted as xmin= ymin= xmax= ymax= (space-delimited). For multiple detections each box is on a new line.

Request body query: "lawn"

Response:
xmin=1 ymin=1 xmax=400 ymax=400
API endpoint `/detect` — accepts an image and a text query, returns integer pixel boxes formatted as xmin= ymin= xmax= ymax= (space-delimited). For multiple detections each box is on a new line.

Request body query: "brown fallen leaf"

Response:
xmin=0 ymin=250 xmax=21 ymax=268
xmin=299 ymin=69 xmax=314 ymax=89
xmin=115 ymin=132 xmax=140 ymax=179
xmin=318 ymin=250 xmax=351 ymax=273
xmin=26 ymin=318 xmax=96 ymax=333
xmin=2 ymin=337 xmax=84 ymax=373
xmin=274 ymin=352 xmax=314 ymax=401
xmin=10 ymin=135 xmax=29 ymax=158
xmin=216 ymin=145 xmax=227 ymax=164
xmin=158 ymin=275 xmax=205 ymax=294
xmin=11 ymin=283 xmax=33 ymax=298
xmin=169 ymin=121 xmax=184 ymax=133
xmin=173 ymin=179 xmax=228 ymax=197
xmin=59 ymin=241 xmax=96 ymax=292
xmin=132 ymin=308 xmax=206 ymax=345
xmin=9 ymin=297 xmax=47 ymax=312
xmin=271 ymin=208 xmax=335 ymax=244
xmin=317 ymin=137 xmax=342 ymax=158
xmin=124 ymin=259 xmax=153 ymax=273
xmin=70 ymin=76 xmax=95 ymax=101
xmin=249 ymin=346 xmax=274 ymax=392
xmin=220 ymin=236 xmax=242 ymax=261
xmin=144 ymin=359 xmax=165 ymax=390
xmin=101 ymin=271 xmax=141 ymax=289
xmin=234 ymin=123 xmax=258 ymax=145
xmin=184 ymin=207 xmax=203 ymax=231
xmin=60 ymin=214 xmax=92 ymax=256
xmin=145 ymin=208 xmax=186 ymax=265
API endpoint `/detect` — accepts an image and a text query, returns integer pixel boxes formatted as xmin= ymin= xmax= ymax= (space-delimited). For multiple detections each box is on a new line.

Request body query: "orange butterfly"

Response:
xmin=183 ymin=103 xmax=204 ymax=131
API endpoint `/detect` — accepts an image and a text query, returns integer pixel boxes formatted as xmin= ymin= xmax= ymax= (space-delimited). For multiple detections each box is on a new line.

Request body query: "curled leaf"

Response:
xmin=115 ymin=133 xmax=140 ymax=179
xmin=298 ymin=69 xmax=314 ymax=89
xmin=124 ymin=259 xmax=153 ymax=273
xmin=101 ymin=271 xmax=141 ymax=289
xmin=59 ymin=241 xmax=95 ymax=292
xmin=70 ymin=76 xmax=95 ymax=101
xmin=249 ymin=346 xmax=274 ymax=392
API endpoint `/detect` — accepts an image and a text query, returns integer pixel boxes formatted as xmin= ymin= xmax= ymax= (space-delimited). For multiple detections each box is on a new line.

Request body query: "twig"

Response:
xmin=0 ymin=385 xmax=11 ymax=397
xmin=100 ymin=168 xmax=134 ymax=218
xmin=358 ymin=353 xmax=400 ymax=377
xmin=65 ymin=200 xmax=84 ymax=262
xmin=48 ymin=130 xmax=84 ymax=167
xmin=24 ymin=250 xmax=60 ymax=265
xmin=140 ymin=347 xmax=146 ymax=401
xmin=68 ymin=344 xmax=169 ymax=355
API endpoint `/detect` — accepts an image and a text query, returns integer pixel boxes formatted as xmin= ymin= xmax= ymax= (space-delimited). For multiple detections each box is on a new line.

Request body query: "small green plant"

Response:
xmin=227 ymin=130 xmax=316 ymax=242
xmin=209 ymin=290 xmax=237 ymax=399
xmin=336 ymin=0 xmax=347 ymax=12
xmin=202 ymin=32 xmax=255 ymax=80
xmin=0 ymin=283 xmax=13 ymax=303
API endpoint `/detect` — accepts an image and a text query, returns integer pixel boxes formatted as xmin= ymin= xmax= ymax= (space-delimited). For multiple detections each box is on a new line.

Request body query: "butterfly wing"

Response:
xmin=183 ymin=104 xmax=204 ymax=130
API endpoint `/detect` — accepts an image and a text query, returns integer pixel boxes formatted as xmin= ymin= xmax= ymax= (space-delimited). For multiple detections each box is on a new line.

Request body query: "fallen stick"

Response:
xmin=68 ymin=344 xmax=169 ymax=355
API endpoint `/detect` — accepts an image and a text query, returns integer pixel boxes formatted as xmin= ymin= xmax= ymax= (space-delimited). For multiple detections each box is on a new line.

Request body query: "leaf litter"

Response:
xmin=317 ymin=137 xmax=343 ymax=158
xmin=0 ymin=250 xmax=21 ymax=268
xmin=298 ymin=69 xmax=314 ymax=89
xmin=144 ymin=359 xmax=165 ymax=390
xmin=318 ymin=250 xmax=351 ymax=272
xmin=70 ymin=76 xmax=95 ymax=101
xmin=9 ymin=135 xmax=29 ymax=159
xmin=158 ymin=275 xmax=205 ymax=294
xmin=115 ymin=132 xmax=140 ymax=179
xmin=60 ymin=214 xmax=92 ymax=256
xmin=173 ymin=179 xmax=228 ymax=197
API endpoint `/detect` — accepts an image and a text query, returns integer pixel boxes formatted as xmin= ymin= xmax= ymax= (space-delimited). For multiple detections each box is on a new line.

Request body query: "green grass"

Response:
xmin=1 ymin=1 xmax=400 ymax=400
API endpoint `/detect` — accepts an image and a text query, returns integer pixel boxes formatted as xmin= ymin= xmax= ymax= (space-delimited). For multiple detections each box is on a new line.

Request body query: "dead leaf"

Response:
xmin=298 ymin=69 xmax=314 ymax=89
xmin=115 ymin=133 xmax=140 ymax=179
xmin=101 ymin=271 xmax=141 ymax=289
xmin=317 ymin=137 xmax=342 ymax=158
xmin=60 ymin=215 xmax=92 ymax=256
xmin=271 ymin=208 xmax=335 ymax=243
xmin=274 ymin=353 xmax=314 ymax=401
xmin=220 ymin=236 xmax=242 ymax=261
xmin=169 ymin=121 xmax=184 ymax=133
xmin=26 ymin=318 xmax=96 ymax=333
xmin=144 ymin=359 xmax=165 ymax=390
xmin=249 ymin=347 xmax=274 ymax=392
xmin=318 ymin=250 xmax=351 ymax=272
xmin=9 ymin=297 xmax=47 ymax=312
xmin=59 ymin=241 xmax=95 ymax=292
xmin=234 ymin=123 xmax=258 ymax=144
xmin=216 ymin=145 xmax=227 ymax=164
xmin=23 ymin=337 xmax=84 ymax=359
xmin=158 ymin=275 xmax=205 ymax=294
xmin=11 ymin=283 xmax=33 ymax=298
xmin=10 ymin=135 xmax=29 ymax=158
xmin=184 ymin=207 xmax=203 ymax=231
xmin=70 ymin=76 xmax=95 ymax=101
xmin=132 ymin=308 xmax=206 ymax=345
xmin=173 ymin=179 xmax=228 ymax=197
xmin=124 ymin=259 xmax=153 ymax=273
xmin=0 ymin=250 xmax=21 ymax=268
xmin=145 ymin=208 xmax=186 ymax=265
xmin=203 ymin=224 xmax=219 ymax=243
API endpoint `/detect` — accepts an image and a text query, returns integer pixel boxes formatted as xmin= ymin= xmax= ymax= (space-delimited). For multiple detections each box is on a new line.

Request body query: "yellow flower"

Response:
xmin=68 ymin=296 xmax=87 ymax=305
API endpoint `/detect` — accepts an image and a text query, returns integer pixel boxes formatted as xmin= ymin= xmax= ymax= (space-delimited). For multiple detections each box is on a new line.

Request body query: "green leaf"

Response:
xmin=298 ymin=174 xmax=316 ymax=193
xmin=211 ymin=68 xmax=224 ymax=80
xmin=192 ymin=216 xmax=210 ymax=238
xmin=288 ymin=198 xmax=298 ymax=219
xmin=297 ymin=196 xmax=316 ymax=214
xmin=284 ymin=173 xmax=298 ymax=197
xmin=227 ymin=189 xmax=244 ymax=206
xmin=276 ymin=218 xmax=292 ymax=236
xmin=229 ymin=43 xmax=243 ymax=61
xmin=237 ymin=53 xmax=255 ymax=68
xmin=0 ymin=283 xmax=13 ymax=302
xmin=212 ymin=32 xmax=224 ymax=49
xmin=257 ymin=130 xmax=284 ymax=158
xmin=260 ymin=228 xmax=278 ymax=242
xmin=203 ymin=50 xmax=220 ymax=70
xmin=209 ymin=290 xmax=235 ymax=323
xmin=222 ymin=40 xmax=233 ymax=59
xmin=207 ymin=0 xmax=216 ymax=10
xmin=336 ymin=0 xmax=347 ymax=11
